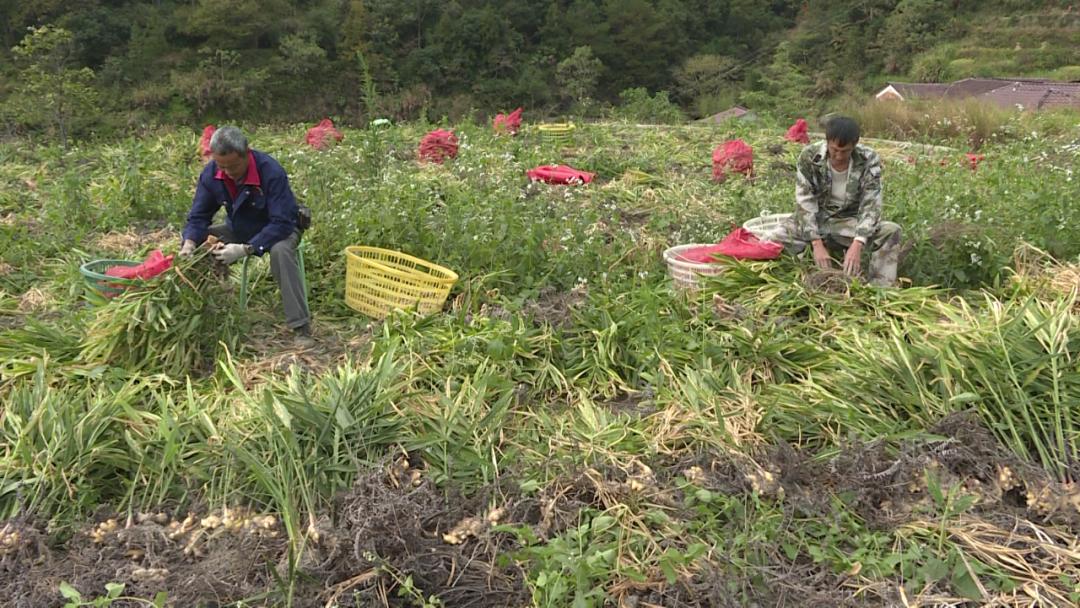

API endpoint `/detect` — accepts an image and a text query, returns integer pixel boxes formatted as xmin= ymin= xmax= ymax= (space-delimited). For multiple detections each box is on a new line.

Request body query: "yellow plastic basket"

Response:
xmin=344 ymin=246 xmax=459 ymax=319
xmin=537 ymin=122 xmax=576 ymax=143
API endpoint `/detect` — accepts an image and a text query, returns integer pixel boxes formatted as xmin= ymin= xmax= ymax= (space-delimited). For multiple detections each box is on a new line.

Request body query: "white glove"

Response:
xmin=179 ymin=239 xmax=197 ymax=257
xmin=213 ymin=243 xmax=249 ymax=265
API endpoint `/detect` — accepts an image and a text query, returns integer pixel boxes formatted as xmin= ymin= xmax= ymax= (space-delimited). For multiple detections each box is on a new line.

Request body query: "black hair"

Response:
xmin=825 ymin=116 xmax=860 ymax=145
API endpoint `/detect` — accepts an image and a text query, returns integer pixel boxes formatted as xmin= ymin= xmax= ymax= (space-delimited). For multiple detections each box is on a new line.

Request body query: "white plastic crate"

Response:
xmin=663 ymin=244 xmax=727 ymax=290
xmin=742 ymin=213 xmax=792 ymax=242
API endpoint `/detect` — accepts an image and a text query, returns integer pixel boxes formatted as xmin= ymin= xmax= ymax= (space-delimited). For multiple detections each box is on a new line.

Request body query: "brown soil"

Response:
xmin=310 ymin=465 xmax=530 ymax=607
xmin=524 ymin=284 xmax=588 ymax=328
xmin=604 ymin=389 xmax=656 ymax=417
xmin=772 ymin=412 xmax=1064 ymax=528
xmin=0 ymin=462 xmax=530 ymax=608
xmin=0 ymin=506 xmax=289 ymax=608
xmin=234 ymin=319 xmax=372 ymax=388
xmin=2 ymin=414 xmax=1076 ymax=607
xmin=802 ymin=268 xmax=851 ymax=295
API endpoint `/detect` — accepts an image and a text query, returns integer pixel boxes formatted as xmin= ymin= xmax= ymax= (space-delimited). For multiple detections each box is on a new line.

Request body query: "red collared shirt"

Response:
xmin=214 ymin=150 xmax=261 ymax=200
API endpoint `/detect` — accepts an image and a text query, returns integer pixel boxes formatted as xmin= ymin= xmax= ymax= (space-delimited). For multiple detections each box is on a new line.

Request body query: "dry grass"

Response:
xmin=853 ymin=98 xmax=1014 ymax=149
xmin=1011 ymin=243 xmax=1080 ymax=306
xmin=902 ymin=516 xmax=1080 ymax=607
xmin=17 ymin=288 xmax=47 ymax=312
xmin=231 ymin=324 xmax=372 ymax=389
xmin=93 ymin=228 xmax=174 ymax=256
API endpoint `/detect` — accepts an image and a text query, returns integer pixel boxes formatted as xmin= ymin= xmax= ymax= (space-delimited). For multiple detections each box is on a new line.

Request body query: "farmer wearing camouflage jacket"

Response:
xmin=771 ymin=116 xmax=901 ymax=286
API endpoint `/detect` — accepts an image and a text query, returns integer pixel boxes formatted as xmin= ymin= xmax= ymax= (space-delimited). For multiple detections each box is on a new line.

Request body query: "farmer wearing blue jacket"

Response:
xmin=179 ymin=126 xmax=311 ymax=336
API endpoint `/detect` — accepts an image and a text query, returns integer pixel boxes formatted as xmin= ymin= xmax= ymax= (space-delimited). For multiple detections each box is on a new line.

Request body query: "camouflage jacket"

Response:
xmin=794 ymin=140 xmax=883 ymax=242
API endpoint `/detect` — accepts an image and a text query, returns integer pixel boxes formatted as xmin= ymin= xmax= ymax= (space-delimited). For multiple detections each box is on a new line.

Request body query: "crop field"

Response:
xmin=1 ymin=119 xmax=1080 ymax=607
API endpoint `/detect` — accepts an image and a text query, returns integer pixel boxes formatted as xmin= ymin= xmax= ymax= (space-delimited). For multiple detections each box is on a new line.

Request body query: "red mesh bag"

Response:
xmin=526 ymin=164 xmax=595 ymax=185
xmin=678 ymin=227 xmax=782 ymax=262
xmin=965 ymin=153 xmax=985 ymax=172
xmin=198 ymin=125 xmax=215 ymax=161
xmin=103 ymin=250 xmax=174 ymax=296
xmin=419 ymin=129 xmax=459 ymax=163
xmin=784 ymin=118 xmax=810 ymax=144
xmin=494 ymin=107 xmax=523 ymax=135
xmin=712 ymin=139 xmax=754 ymax=183
xmin=305 ymin=118 xmax=344 ymax=150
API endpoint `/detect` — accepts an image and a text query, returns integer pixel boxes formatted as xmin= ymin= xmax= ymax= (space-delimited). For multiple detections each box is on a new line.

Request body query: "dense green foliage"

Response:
xmin=2 ymin=117 xmax=1080 ymax=605
xmin=1 ymin=0 xmax=1077 ymax=138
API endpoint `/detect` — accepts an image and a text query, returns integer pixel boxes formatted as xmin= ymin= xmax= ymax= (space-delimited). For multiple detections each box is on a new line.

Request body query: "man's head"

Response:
xmin=209 ymin=126 xmax=249 ymax=182
xmin=824 ymin=116 xmax=860 ymax=169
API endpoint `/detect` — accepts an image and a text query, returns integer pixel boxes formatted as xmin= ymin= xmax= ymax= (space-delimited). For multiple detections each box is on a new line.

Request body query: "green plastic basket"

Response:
xmin=80 ymin=259 xmax=143 ymax=296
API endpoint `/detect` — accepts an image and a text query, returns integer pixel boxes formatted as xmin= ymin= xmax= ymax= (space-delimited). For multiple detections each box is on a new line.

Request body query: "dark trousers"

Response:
xmin=209 ymin=224 xmax=310 ymax=328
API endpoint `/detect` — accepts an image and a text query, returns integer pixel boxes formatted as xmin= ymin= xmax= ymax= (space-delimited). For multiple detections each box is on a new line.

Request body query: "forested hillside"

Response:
xmin=0 ymin=0 xmax=1076 ymax=137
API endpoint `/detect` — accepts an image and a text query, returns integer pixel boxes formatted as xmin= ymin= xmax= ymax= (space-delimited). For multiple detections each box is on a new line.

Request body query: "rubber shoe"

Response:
xmin=291 ymin=324 xmax=315 ymax=348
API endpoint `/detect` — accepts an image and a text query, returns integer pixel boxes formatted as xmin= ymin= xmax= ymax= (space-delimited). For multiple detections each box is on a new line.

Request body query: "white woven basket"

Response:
xmin=663 ymin=244 xmax=728 ymax=290
xmin=742 ymin=213 xmax=792 ymax=241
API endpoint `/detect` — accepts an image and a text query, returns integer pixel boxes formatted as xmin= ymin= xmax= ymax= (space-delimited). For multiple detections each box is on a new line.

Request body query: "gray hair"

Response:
xmin=209 ymin=126 xmax=249 ymax=155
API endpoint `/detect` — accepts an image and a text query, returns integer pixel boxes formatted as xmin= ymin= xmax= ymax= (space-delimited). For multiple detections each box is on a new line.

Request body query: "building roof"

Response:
xmin=978 ymin=82 xmax=1080 ymax=110
xmin=885 ymin=83 xmax=951 ymax=99
xmin=943 ymin=78 xmax=1011 ymax=98
xmin=875 ymin=78 xmax=1080 ymax=110
xmin=700 ymin=106 xmax=754 ymax=123
xmin=1041 ymin=88 xmax=1080 ymax=109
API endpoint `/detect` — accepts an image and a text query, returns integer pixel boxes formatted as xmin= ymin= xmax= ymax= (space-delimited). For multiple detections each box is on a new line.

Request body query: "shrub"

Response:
xmin=612 ymin=88 xmax=684 ymax=124
xmin=853 ymin=98 xmax=1013 ymax=145
xmin=1048 ymin=65 xmax=1080 ymax=81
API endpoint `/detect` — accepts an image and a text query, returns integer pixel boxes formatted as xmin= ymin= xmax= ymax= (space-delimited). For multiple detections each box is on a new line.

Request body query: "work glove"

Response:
xmin=179 ymin=239 xmax=197 ymax=257
xmin=213 ymin=243 xmax=249 ymax=265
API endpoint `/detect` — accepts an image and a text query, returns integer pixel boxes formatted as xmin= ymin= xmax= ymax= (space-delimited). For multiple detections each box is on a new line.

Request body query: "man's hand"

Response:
xmin=811 ymin=240 xmax=833 ymax=269
xmin=213 ymin=243 xmax=249 ymax=265
xmin=843 ymin=240 xmax=864 ymax=277
xmin=179 ymin=239 xmax=197 ymax=257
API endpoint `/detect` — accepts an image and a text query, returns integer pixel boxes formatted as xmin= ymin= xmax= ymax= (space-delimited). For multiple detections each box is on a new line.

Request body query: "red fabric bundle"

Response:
xmin=419 ymin=129 xmax=459 ymax=163
xmin=678 ymin=227 xmax=783 ymax=263
xmin=784 ymin=118 xmax=810 ymax=144
xmin=965 ymin=153 xmax=985 ymax=172
xmin=198 ymin=125 xmax=215 ymax=161
xmin=305 ymin=118 xmax=344 ymax=150
xmin=103 ymin=250 xmax=174 ymax=296
xmin=494 ymin=107 xmax=523 ymax=135
xmin=712 ymin=139 xmax=754 ymax=182
xmin=526 ymin=164 xmax=595 ymax=185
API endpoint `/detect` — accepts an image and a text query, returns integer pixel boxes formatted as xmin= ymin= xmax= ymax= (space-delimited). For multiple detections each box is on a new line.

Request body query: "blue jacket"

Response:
xmin=182 ymin=149 xmax=298 ymax=256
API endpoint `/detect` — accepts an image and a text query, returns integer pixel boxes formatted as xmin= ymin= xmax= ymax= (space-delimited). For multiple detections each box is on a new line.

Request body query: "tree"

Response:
xmin=556 ymin=45 xmax=603 ymax=108
xmin=5 ymin=25 xmax=99 ymax=148
xmin=431 ymin=6 xmax=523 ymax=101
xmin=740 ymin=41 xmax=814 ymax=118
xmin=341 ymin=0 xmax=369 ymax=56
xmin=879 ymin=0 xmax=949 ymax=73
xmin=674 ymin=53 xmax=741 ymax=118
xmin=601 ymin=0 xmax=680 ymax=94
xmin=675 ymin=54 xmax=739 ymax=102
xmin=179 ymin=0 xmax=292 ymax=50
